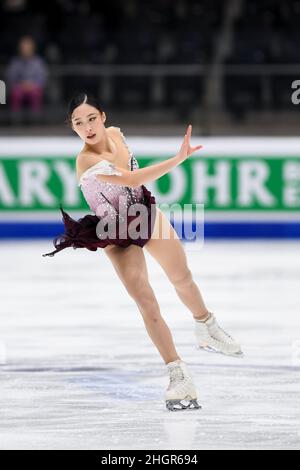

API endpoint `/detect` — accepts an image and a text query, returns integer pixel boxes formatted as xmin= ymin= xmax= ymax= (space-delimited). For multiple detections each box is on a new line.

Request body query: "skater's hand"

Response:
xmin=176 ymin=124 xmax=203 ymax=164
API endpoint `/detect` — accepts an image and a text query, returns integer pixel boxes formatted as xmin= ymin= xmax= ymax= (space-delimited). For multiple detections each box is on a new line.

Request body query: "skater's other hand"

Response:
xmin=176 ymin=124 xmax=203 ymax=164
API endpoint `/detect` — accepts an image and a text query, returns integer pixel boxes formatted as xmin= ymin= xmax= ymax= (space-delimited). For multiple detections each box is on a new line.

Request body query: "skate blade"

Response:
xmin=166 ymin=397 xmax=202 ymax=412
xmin=196 ymin=344 xmax=244 ymax=358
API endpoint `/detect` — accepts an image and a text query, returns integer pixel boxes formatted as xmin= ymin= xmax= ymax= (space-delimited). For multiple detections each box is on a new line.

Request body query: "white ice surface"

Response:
xmin=0 ymin=239 xmax=299 ymax=450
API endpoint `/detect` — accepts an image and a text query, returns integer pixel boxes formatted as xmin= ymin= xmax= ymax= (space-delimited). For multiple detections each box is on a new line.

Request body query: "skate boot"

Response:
xmin=195 ymin=312 xmax=243 ymax=357
xmin=165 ymin=359 xmax=201 ymax=411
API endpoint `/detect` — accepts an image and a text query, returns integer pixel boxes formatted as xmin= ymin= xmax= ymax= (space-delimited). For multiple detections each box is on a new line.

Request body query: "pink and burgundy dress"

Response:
xmin=42 ymin=129 xmax=157 ymax=257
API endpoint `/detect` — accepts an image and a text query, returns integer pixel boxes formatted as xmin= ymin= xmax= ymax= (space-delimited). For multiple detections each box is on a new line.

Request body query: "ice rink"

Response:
xmin=0 ymin=239 xmax=299 ymax=450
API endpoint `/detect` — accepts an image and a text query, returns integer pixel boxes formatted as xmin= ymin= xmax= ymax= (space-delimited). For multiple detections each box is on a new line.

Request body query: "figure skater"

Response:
xmin=43 ymin=93 xmax=243 ymax=411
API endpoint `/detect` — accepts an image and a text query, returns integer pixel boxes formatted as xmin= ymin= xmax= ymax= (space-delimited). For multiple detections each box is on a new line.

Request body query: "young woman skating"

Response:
xmin=43 ymin=93 xmax=243 ymax=411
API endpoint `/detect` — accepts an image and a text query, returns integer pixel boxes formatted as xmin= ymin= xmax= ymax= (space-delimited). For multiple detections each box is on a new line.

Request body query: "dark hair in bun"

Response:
xmin=66 ymin=92 xmax=103 ymax=127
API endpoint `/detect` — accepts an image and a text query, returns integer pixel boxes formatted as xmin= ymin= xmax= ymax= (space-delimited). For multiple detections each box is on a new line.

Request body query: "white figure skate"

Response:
xmin=195 ymin=312 xmax=243 ymax=357
xmin=165 ymin=359 xmax=201 ymax=411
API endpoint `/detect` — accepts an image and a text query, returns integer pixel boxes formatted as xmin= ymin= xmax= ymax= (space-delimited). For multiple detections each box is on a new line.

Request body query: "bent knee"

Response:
xmin=142 ymin=314 xmax=161 ymax=325
xmin=171 ymin=268 xmax=193 ymax=289
xmin=118 ymin=265 xmax=142 ymax=285
xmin=121 ymin=270 xmax=150 ymax=298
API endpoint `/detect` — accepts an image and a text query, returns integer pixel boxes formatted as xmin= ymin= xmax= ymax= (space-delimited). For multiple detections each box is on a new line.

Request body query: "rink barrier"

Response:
xmin=1 ymin=137 xmax=300 ymax=239
xmin=1 ymin=221 xmax=300 ymax=240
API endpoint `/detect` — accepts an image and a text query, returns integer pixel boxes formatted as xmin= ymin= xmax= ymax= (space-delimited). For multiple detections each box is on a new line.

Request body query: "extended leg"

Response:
xmin=144 ymin=208 xmax=243 ymax=357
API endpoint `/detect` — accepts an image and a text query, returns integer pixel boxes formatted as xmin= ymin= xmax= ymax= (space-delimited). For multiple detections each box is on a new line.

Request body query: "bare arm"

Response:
xmin=94 ymin=153 xmax=181 ymax=188
xmin=83 ymin=124 xmax=203 ymax=188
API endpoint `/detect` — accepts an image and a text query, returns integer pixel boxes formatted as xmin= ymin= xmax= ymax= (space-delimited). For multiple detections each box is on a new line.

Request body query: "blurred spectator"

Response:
xmin=6 ymin=36 xmax=48 ymax=119
xmin=2 ymin=0 xmax=28 ymax=14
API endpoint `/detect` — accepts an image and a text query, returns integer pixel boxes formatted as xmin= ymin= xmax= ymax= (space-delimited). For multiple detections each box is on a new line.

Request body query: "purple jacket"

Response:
xmin=6 ymin=55 xmax=48 ymax=87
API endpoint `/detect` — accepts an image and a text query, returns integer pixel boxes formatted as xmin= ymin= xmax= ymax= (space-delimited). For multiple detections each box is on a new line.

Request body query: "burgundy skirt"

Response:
xmin=42 ymin=185 xmax=157 ymax=257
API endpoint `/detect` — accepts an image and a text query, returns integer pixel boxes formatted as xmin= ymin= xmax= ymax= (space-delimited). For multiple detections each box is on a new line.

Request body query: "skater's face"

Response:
xmin=71 ymin=103 xmax=106 ymax=144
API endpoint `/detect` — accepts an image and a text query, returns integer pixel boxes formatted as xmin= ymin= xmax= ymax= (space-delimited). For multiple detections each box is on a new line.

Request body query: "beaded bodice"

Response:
xmin=78 ymin=128 xmax=144 ymax=218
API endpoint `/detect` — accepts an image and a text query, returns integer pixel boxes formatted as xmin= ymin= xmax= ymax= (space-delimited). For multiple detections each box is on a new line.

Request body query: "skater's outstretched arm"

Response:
xmin=94 ymin=124 xmax=203 ymax=188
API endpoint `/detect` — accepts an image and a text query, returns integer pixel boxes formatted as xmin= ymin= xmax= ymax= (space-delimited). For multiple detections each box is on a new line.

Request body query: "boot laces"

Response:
xmin=211 ymin=317 xmax=234 ymax=342
xmin=169 ymin=365 xmax=184 ymax=387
